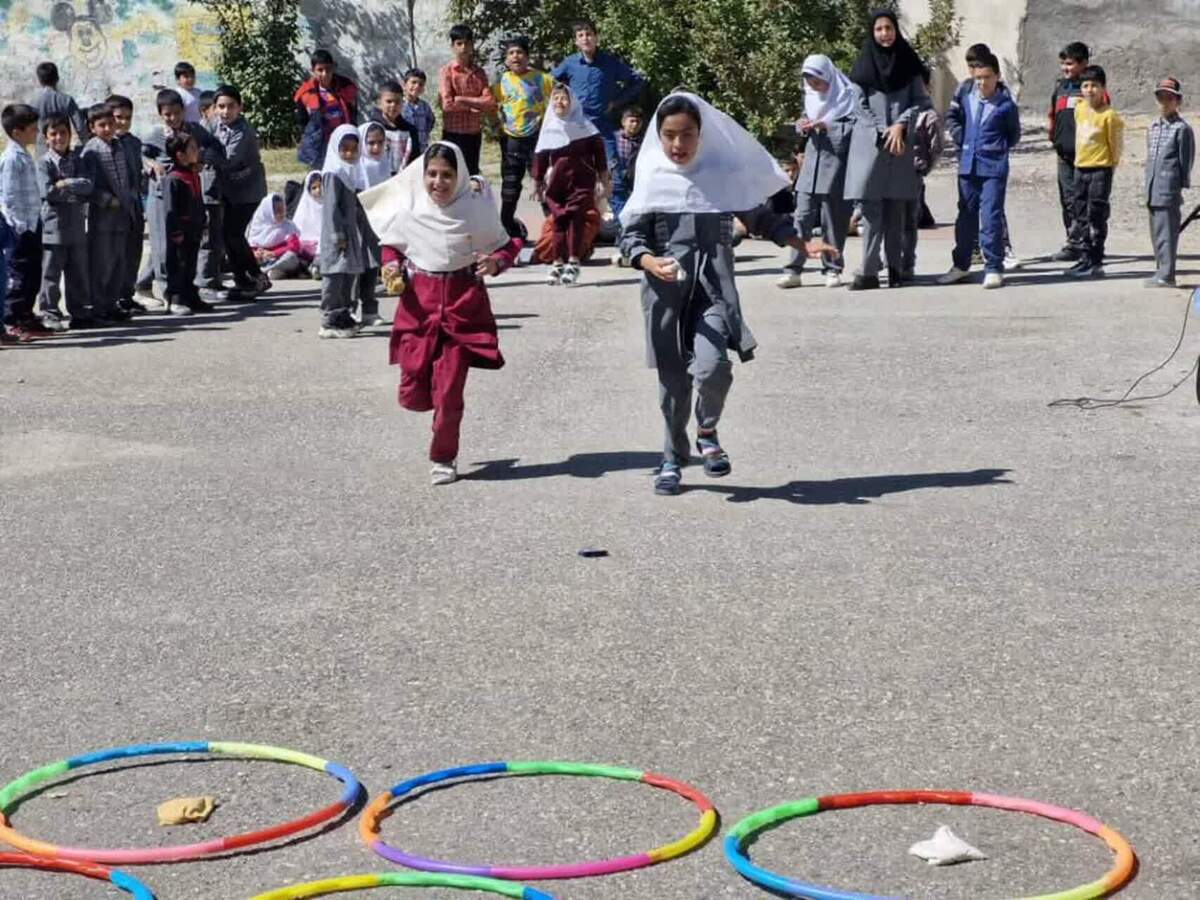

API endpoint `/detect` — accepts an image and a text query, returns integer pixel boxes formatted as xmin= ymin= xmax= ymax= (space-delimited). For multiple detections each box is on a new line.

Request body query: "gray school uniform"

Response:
xmin=319 ymin=174 xmax=380 ymax=325
xmin=620 ymin=207 xmax=796 ymax=465
xmin=195 ymin=119 xmax=228 ymax=288
xmin=1145 ymin=114 xmax=1195 ymax=282
xmin=785 ymin=114 xmax=856 ymax=276
xmin=37 ymin=148 xmax=92 ymax=318
xmin=35 ymin=86 xmax=88 ymax=148
xmin=117 ymin=132 xmax=145 ymax=301
xmin=843 ymin=77 xmax=931 ymax=278
xmin=81 ymin=136 xmax=135 ymax=312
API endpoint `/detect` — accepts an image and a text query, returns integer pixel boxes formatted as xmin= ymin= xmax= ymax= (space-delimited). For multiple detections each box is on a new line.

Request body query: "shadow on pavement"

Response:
xmin=465 ymin=451 xmax=663 ymax=480
xmin=688 ymin=467 xmax=1013 ymax=504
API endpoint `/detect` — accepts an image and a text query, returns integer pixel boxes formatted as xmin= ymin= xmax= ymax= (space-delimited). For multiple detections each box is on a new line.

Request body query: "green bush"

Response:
xmin=190 ymin=0 xmax=306 ymax=146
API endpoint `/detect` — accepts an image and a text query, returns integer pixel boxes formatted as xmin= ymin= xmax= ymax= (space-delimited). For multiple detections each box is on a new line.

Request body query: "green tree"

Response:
xmin=190 ymin=0 xmax=306 ymax=146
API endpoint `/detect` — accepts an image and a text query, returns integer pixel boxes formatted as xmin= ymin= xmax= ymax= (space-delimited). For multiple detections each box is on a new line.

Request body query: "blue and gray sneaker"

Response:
xmin=696 ymin=431 xmax=731 ymax=477
xmin=653 ymin=460 xmax=683 ymax=496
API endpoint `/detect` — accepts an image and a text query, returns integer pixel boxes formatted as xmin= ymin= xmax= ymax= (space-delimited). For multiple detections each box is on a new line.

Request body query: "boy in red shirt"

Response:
xmin=438 ymin=24 xmax=495 ymax=175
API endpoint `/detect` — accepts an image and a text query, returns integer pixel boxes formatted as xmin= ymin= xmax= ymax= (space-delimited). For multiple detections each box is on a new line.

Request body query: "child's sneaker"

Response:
xmin=1069 ymin=262 xmax=1105 ymax=279
xmin=168 ymin=297 xmax=195 ymax=317
xmin=982 ymin=272 xmax=1004 ymax=290
xmin=776 ymin=271 xmax=805 ymax=289
xmin=695 ymin=431 xmax=732 ymax=477
xmin=546 ymin=262 xmax=564 ymax=285
xmin=653 ymin=460 xmax=683 ymax=495
xmin=561 ymin=261 xmax=581 ymax=286
xmin=360 ymin=312 xmax=388 ymax=327
xmin=430 ymin=461 xmax=457 ymax=485
xmin=318 ymin=322 xmax=359 ymax=339
xmin=38 ymin=312 xmax=69 ymax=332
xmin=825 ymin=273 xmax=842 ymax=288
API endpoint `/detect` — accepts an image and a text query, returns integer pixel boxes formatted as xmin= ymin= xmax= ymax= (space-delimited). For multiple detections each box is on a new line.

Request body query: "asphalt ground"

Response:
xmin=1 ymin=165 xmax=1197 ymax=898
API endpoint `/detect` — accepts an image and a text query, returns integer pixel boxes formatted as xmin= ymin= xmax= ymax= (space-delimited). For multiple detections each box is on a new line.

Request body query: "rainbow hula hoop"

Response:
xmin=250 ymin=872 xmax=555 ymax=899
xmin=0 ymin=741 xmax=362 ymax=865
xmin=361 ymin=760 xmax=717 ymax=880
xmin=0 ymin=852 xmax=155 ymax=898
xmin=724 ymin=789 xmax=1136 ymax=900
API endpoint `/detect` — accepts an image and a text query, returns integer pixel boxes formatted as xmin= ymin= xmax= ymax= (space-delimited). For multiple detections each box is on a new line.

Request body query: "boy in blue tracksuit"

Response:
xmin=940 ymin=52 xmax=1021 ymax=289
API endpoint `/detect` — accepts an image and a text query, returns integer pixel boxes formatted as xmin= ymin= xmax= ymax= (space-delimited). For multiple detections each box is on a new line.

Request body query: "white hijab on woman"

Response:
xmin=293 ymin=171 xmax=323 ymax=246
xmin=802 ymin=54 xmax=860 ymax=125
xmin=359 ymin=122 xmax=392 ymax=188
xmin=618 ymin=91 xmax=790 ymax=226
xmin=534 ymin=84 xmax=599 ymax=153
xmin=322 ymin=123 xmax=367 ymax=192
xmin=360 ymin=141 xmax=509 ymax=273
xmin=245 ymin=193 xmax=297 ymax=248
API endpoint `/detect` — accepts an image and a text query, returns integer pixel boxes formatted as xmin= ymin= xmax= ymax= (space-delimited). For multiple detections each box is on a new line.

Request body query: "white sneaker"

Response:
xmin=546 ymin=263 xmax=564 ymax=285
xmin=359 ymin=313 xmax=387 ymax=327
xmin=824 ymin=273 xmax=842 ymax=288
xmin=982 ymin=272 xmax=1004 ymax=290
xmin=430 ymin=461 xmax=457 ymax=485
xmin=938 ymin=267 xmax=970 ymax=285
xmin=318 ymin=323 xmax=358 ymax=339
xmin=776 ymin=272 xmax=805 ymax=289
xmin=168 ymin=301 xmax=195 ymax=317
xmin=1004 ymin=253 xmax=1023 ymax=270
xmin=561 ymin=261 xmax=581 ymax=286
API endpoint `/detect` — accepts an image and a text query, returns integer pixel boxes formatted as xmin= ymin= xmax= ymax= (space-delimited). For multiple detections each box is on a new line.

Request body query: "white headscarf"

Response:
xmin=534 ymin=84 xmax=599 ymax=153
xmin=360 ymin=141 xmax=510 ymax=273
xmin=245 ymin=193 xmax=297 ymax=248
xmin=802 ymin=54 xmax=859 ymax=125
xmin=359 ymin=122 xmax=392 ymax=188
xmin=618 ymin=92 xmax=790 ymax=226
xmin=322 ymin=123 xmax=367 ymax=191
xmin=293 ymin=171 xmax=323 ymax=246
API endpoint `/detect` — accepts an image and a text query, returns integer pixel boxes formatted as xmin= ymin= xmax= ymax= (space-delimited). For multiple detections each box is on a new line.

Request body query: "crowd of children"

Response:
xmin=3 ymin=22 xmax=1197 ymax=489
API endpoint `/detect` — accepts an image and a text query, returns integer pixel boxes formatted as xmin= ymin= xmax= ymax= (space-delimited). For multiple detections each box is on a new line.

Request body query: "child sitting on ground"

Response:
xmin=317 ymin=125 xmax=380 ymax=338
xmin=361 ymin=141 xmax=517 ymax=485
xmin=247 ymin=192 xmax=315 ymax=278
xmin=292 ymin=171 xmax=323 ymax=278
xmin=532 ymin=83 xmax=607 ymax=286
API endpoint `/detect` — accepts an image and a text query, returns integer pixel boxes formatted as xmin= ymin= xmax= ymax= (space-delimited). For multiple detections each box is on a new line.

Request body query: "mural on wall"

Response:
xmin=0 ymin=0 xmax=222 ymax=126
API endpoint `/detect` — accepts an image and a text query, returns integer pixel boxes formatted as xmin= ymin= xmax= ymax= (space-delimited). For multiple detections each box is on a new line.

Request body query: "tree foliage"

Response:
xmin=189 ymin=0 xmax=306 ymax=146
xmin=448 ymin=0 xmax=960 ymax=144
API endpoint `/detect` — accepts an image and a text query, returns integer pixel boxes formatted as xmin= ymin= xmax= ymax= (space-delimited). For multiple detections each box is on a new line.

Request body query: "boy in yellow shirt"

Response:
xmin=1067 ymin=65 xmax=1124 ymax=278
xmin=492 ymin=36 xmax=554 ymax=239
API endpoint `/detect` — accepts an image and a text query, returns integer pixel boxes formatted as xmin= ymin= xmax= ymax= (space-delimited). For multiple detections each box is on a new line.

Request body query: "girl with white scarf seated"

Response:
xmin=619 ymin=93 xmax=835 ymax=496
xmin=361 ymin=141 xmax=518 ymax=486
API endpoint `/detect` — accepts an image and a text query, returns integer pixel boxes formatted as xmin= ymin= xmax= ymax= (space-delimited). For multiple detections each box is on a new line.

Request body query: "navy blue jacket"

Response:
xmin=950 ymin=81 xmax=1020 ymax=179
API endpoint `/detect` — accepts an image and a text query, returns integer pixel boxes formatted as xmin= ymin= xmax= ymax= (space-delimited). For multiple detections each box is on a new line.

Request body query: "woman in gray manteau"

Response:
xmin=842 ymin=9 xmax=931 ymax=291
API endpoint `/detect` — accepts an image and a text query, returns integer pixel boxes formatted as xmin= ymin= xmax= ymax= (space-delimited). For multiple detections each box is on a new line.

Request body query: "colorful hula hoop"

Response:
xmin=250 ymin=872 xmax=555 ymax=899
xmin=0 ymin=741 xmax=362 ymax=866
xmin=0 ymin=852 xmax=155 ymax=898
xmin=724 ymin=789 xmax=1136 ymax=900
xmin=361 ymin=760 xmax=717 ymax=880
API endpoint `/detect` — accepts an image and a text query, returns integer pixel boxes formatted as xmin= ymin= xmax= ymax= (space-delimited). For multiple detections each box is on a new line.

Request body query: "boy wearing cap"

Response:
xmin=1145 ymin=77 xmax=1194 ymax=288
xmin=1066 ymin=65 xmax=1123 ymax=279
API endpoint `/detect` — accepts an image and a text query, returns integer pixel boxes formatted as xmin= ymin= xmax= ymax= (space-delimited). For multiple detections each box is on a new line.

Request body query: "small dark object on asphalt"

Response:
xmin=577 ymin=548 xmax=609 ymax=558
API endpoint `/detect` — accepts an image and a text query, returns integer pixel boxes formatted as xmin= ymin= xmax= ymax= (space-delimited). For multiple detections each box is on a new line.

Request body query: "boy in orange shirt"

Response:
xmin=438 ymin=24 xmax=495 ymax=175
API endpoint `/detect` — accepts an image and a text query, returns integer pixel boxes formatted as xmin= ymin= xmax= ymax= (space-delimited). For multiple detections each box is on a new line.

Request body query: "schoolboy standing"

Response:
xmin=34 ymin=61 xmax=87 ymax=145
xmin=107 ymin=95 xmax=148 ymax=313
xmin=367 ymin=80 xmax=420 ymax=173
xmin=294 ymin=50 xmax=360 ymax=166
xmin=37 ymin=113 xmax=92 ymax=329
xmin=212 ymin=85 xmax=270 ymax=294
xmin=162 ymin=133 xmax=208 ymax=315
xmin=939 ymin=52 xmax=1021 ymax=289
xmin=81 ymin=103 xmax=135 ymax=322
xmin=400 ymin=68 xmax=435 ymax=155
xmin=610 ymin=105 xmax=643 ymax=222
xmin=1144 ymin=77 xmax=1194 ymax=288
xmin=175 ymin=61 xmax=203 ymax=124
xmin=439 ymin=25 xmax=496 ymax=175
xmin=1066 ymin=65 xmax=1123 ymax=279
xmin=1 ymin=104 xmax=47 ymax=340
xmin=1049 ymin=42 xmax=1100 ymax=262
xmin=492 ymin=36 xmax=554 ymax=238
xmin=553 ymin=20 xmax=646 ymax=169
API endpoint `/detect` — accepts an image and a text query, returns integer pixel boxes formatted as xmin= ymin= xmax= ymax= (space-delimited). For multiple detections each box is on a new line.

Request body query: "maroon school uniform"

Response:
xmin=387 ymin=239 xmax=520 ymax=463
xmin=533 ymin=134 xmax=606 ymax=260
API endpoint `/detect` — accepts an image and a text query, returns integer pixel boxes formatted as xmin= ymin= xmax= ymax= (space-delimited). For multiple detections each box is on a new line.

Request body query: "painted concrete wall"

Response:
xmin=0 ymin=0 xmax=452 ymax=131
